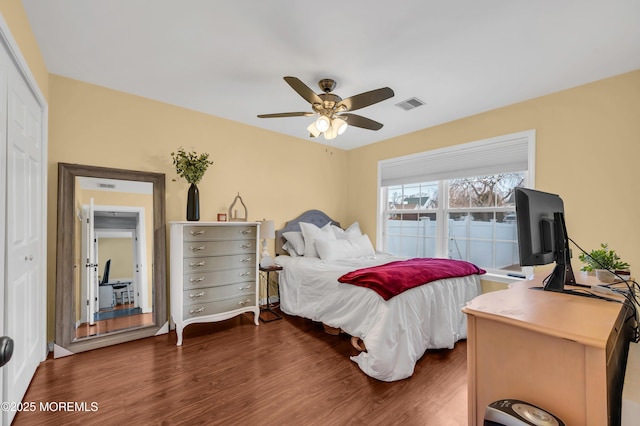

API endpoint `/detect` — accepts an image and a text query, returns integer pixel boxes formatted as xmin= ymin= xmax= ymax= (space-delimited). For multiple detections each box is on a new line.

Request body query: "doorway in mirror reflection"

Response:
xmin=74 ymin=178 xmax=155 ymax=340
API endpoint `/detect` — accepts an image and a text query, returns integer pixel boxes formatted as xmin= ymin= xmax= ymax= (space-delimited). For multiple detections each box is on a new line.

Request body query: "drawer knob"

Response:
xmin=189 ymin=307 xmax=205 ymax=314
xmin=239 ymin=285 xmax=251 ymax=291
xmin=189 ymin=261 xmax=206 ymax=268
xmin=239 ymin=271 xmax=251 ymax=277
xmin=190 ymin=245 xmax=206 ymax=252
xmin=189 ymin=291 xmax=205 ymax=298
xmin=240 ymin=244 xmax=251 ymax=249
xmin=241 ymin=257 xmax=252 ymax=263
xmin=240 ymin=229 xmax=253 ymax=235
xmin=190 ymin=230 xmax=205 ymax=236
xmin=189 ymin=276 xmax=205 ymax=283
xmin=238 ymin=299 xmax=251 ymax=306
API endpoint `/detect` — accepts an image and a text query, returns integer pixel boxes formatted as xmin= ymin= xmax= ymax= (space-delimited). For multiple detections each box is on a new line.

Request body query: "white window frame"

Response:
xmin=377 ymin=130 xmax=536 ymax=279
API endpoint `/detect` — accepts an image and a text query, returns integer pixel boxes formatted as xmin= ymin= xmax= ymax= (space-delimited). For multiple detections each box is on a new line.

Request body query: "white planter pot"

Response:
xmin=595 ymin=269 xmax=616 ymax=283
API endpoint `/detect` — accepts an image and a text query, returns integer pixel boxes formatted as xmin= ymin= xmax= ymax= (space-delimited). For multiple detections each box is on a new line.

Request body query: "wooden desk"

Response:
xmin=463 ymin=273 xmax=632 ymax=425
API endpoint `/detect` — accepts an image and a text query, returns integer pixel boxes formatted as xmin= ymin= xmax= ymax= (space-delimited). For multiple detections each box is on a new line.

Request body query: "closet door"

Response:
xmin=3 ymin=46 xmax=45 ymax=425
xmin=0 ymin=32 xmax=8 ymax=416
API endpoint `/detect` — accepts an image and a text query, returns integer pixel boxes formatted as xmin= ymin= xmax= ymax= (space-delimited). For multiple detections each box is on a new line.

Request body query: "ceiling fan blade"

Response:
xmin=340 ymin=113 xmax=384 ymax=131
xmin=284 ymin=76 xmax=323 ymax=105
xmin=338 ymin=87 xmax=394 ymax=112
xmin=257 ymin=112 xmax=315 ymax=118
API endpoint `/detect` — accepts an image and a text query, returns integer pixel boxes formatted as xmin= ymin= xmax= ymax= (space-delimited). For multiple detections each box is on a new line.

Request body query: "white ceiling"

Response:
xmin=22 ymin=0 xmax=640 ymax=150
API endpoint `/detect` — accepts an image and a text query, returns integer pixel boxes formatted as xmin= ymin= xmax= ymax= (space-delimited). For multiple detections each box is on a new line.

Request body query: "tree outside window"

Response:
xmin=383 ymin=172 xmax=525 ymax=275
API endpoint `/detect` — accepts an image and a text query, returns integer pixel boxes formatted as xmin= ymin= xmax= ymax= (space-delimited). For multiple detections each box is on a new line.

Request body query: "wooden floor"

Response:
xmin=75 ymin=302 xmax=154 ymax=339
xmin=15 ymin=310 xmax=468 ymax=425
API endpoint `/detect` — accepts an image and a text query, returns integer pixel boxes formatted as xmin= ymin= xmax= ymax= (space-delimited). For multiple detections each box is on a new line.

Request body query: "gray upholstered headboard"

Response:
xmin=275 ymin=210 xmax=341 ymax=256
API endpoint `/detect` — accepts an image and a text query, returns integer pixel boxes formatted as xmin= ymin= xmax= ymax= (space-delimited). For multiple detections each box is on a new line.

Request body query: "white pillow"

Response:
xmin=315 ymin=234 xmax=375 ymax=261
xmin=332 ymin=221 xmax=363 ymax=240
xmin=299 ymin=222 xmax=336 ymax=258
xmin=283 ymin=231 xmax=305 ymax=256
xmin=282 ymin=241 xmax=299 ymax=257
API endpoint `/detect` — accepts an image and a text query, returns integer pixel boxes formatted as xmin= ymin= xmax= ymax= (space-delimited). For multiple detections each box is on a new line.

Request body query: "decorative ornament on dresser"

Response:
xmin=171 ymin=147 xmax=213 ymax=221
xmin=228 ymin=192 xmax=248 ymax=222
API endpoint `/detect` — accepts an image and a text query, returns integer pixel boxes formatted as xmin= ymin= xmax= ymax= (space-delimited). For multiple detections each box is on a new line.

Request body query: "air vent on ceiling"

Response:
xmin=395 ymin=97 xmax=425 ymax=111
xmin=98 ymin=182 xmax=116 ymax=189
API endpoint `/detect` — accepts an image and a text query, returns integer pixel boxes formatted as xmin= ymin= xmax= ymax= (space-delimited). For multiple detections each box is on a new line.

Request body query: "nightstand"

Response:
xmin=259 ymin=264 xmax=282 ymax=322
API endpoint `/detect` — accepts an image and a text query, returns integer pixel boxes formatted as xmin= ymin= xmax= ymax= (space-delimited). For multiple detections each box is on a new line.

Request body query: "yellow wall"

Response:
xmin=347 ymin=70 xmax=640 ymax=277
xmin=48 ymin=75 xmax=348 ymax=226
xmin=480 ymin=280 xmax=509 ymax=294
xmin=98 ymin=239 xmax=134 ymax=280
xmin=0 ymin=0 xmax=48 ymax=99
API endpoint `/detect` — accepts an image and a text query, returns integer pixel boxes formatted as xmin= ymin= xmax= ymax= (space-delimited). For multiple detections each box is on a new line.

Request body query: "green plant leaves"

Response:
xmin=578 ymin=243 xmax=630 ymax=272
xmin=171 ymin=147 xmax=213 ymax=185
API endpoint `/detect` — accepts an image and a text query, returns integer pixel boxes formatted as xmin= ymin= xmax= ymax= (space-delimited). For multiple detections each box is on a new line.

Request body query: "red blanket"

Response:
xmin=338 ymin=258 xmax=485 ymax=300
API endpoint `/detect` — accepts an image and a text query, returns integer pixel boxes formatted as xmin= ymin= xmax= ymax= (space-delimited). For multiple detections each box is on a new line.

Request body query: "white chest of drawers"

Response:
xmin=170 ymin=221 xmax=260 ymax=345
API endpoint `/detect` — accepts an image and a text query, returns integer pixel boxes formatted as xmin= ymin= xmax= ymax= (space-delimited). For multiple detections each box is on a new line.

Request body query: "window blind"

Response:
xmin=379 ymin=130 xmax=534 ymax=187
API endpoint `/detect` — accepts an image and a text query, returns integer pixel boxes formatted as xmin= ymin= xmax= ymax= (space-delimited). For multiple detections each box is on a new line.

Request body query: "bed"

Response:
xmin=274 ymin=210 xmax=483 ymax=382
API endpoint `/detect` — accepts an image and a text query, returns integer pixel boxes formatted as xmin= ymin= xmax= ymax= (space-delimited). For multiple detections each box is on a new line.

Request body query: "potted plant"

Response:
xmin=171 ymin=147 xmax=213 ymax=221
xmin=578 ymin=243 xmax=630 ymax=283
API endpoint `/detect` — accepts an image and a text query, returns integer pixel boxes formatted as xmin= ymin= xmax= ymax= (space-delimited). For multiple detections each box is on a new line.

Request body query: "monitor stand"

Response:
xmin=544 ymin=262 xmax=576 ymax=292
xmin=543 ymin=212 xmax=576 ymax=292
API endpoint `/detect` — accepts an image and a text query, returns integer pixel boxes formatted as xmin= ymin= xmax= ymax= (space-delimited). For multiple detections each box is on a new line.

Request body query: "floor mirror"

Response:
xmin=54 ymin=163 xmax=167 ymax=356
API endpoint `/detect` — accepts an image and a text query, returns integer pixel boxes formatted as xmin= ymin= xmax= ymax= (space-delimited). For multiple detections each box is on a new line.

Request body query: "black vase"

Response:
xmin=186 ymin=183 xmax=200 ymax=221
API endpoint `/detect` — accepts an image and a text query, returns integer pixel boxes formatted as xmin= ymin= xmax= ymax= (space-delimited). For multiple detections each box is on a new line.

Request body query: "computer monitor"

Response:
xmin=514 ymin=187 xmax=576 ymax=292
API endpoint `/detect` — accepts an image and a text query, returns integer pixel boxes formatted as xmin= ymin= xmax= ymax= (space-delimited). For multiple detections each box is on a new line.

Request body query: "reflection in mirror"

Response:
xmin=74 ymin=177 xmax=154 ymax=340
xmin=55 ymin=163 xmax=167 ymax=357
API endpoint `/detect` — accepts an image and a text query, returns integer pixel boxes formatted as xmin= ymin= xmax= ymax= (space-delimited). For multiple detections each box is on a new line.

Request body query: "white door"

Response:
xmin=3 ymin=43 xmax=46 ymax=425
xmin=132 ymin=227 xmax=140 ymax=308
xmin=135 ymin=210 xmax=150 ymax=313
xmin=80 ymin=198 xmax=100 ymax=325
xmin=0 ymin=26 xmax=8 ymax=414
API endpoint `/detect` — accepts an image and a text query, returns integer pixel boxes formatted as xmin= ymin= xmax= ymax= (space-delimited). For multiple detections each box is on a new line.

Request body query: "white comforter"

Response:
xmin=275 ymin=254 xmax=481 ymax=381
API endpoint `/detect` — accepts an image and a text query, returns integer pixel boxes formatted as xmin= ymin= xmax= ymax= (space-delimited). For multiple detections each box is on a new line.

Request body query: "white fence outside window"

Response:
xmin=385 ymin=217 xmax=520 ymax=271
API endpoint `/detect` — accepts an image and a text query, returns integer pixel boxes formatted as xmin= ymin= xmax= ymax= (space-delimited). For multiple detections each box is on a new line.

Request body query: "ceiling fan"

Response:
xmin=257 ymin=76 xmax=394 ymax=140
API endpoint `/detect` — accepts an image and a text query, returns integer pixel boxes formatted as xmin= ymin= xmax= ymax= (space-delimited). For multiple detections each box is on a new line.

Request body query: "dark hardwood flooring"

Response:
xmin=15 ymin=310 xmax=468 ymax=425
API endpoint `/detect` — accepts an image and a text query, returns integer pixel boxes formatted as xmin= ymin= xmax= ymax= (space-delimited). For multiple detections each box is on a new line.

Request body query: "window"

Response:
xmin=378 ymin=130 xmax=534 ymax=276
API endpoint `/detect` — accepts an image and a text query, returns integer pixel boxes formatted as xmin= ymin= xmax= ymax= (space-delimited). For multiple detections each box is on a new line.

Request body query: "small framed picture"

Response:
xmin=217 ymin=213 xmax=227 ymax=222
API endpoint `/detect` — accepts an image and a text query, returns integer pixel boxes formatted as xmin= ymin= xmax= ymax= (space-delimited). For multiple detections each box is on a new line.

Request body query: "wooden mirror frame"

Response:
xmin=55 ymin=163 xmax=167 ymax=355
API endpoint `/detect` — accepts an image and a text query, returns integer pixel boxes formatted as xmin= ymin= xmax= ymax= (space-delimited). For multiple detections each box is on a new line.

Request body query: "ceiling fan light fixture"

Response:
xmin=332 ymin=118 xmax=348 ymax=135
xmin=324 ymin=124 xmax=338 ymax=140
xmin=258 ymin=77 xmax=394 ymax=140
xmin=307 ymin=122 xmax=321 ymax=137
xmin=315 ymin=115 xmax=330 ymax=132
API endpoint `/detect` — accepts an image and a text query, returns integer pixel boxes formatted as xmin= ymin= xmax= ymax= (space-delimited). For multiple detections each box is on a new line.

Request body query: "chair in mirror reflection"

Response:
xmin=98 ymin=259 xmax=112 ymax=309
